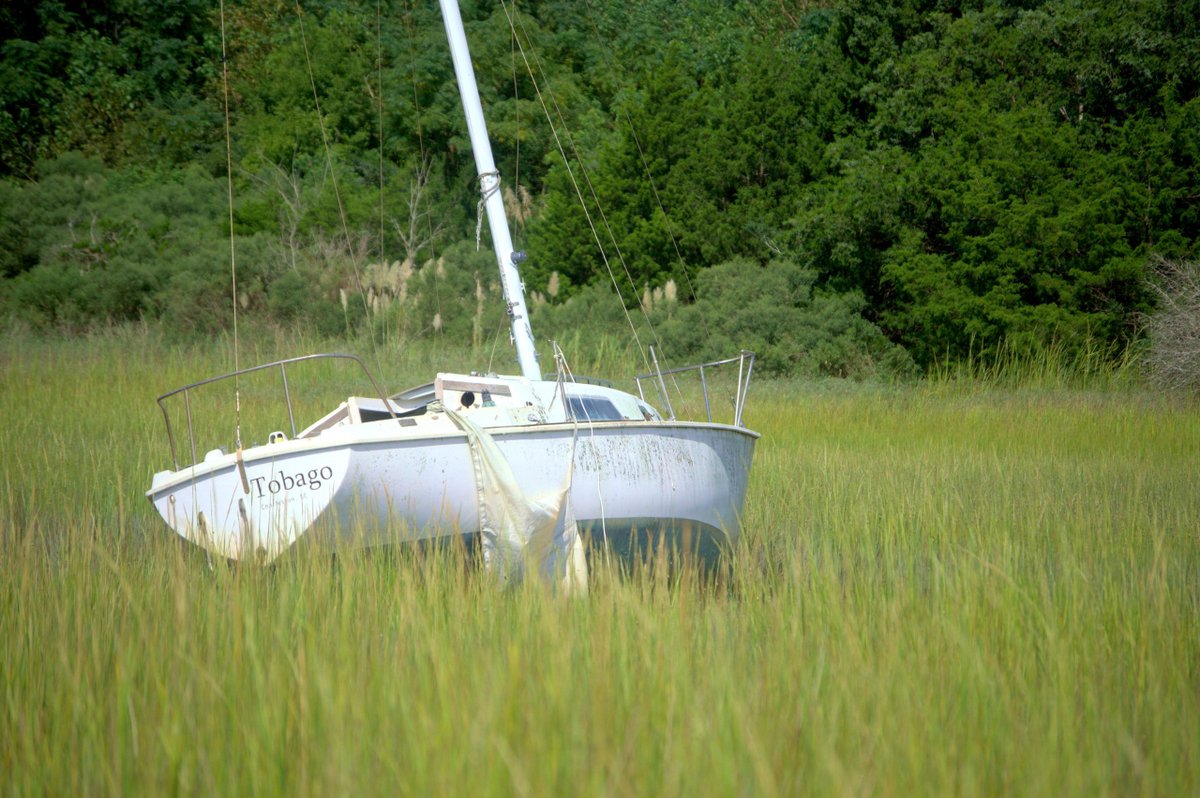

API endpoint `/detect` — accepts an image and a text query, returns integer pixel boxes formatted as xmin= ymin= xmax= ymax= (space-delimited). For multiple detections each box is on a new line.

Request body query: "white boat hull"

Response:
xmin=148 ymin=2 xmax=764 ymax=571
xmin=148 ymin=420 xmax=756 ymax=563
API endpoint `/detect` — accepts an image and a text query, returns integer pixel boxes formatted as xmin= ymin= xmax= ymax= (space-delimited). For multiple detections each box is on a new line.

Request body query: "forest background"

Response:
xmin=1 ymin=0 xmax=1197 ymax=378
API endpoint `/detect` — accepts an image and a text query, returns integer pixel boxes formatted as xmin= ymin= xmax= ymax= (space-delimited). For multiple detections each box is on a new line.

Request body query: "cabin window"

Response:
xmin=358 ymin=409 xmax=421 ymax=425
xmin=566 ymin=395 xmax=624 ymax=422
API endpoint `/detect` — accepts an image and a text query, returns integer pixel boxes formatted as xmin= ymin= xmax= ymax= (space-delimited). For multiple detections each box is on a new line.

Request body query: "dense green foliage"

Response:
xmin=2 ymin=0 xmax=1198 ymax=373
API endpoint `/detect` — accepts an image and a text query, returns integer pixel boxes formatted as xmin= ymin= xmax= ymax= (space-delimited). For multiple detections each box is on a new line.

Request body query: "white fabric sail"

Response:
xmin=441 ymin=403 xmax=587 ymax=593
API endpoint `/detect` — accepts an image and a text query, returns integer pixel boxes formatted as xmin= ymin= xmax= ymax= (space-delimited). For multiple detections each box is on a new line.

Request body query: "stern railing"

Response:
xmin=635 ymin=349 xmax=756 ymax=428
xmin=156 ymin=353 xmax=395 ymax=471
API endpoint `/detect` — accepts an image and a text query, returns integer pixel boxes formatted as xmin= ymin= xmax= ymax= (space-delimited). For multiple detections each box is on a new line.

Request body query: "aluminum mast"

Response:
xmin=438 ymin=0 xmax=541 ymax=380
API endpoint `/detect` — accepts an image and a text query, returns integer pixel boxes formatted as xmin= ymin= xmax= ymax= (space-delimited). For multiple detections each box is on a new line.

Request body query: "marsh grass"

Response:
xmin=2 ymin=327 xmax=1198 ymax=795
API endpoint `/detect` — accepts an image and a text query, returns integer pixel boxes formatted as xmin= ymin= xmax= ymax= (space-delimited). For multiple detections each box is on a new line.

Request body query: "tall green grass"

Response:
xmin=2 ymin=327 xmax=1197 ymax=795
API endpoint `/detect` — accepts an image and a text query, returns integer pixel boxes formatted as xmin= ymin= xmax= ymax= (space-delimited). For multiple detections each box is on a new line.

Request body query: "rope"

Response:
xmin=476 ymin=170 xmax=501 ymax=251
xmin=550 ymin=340 xmax=608 ymax=548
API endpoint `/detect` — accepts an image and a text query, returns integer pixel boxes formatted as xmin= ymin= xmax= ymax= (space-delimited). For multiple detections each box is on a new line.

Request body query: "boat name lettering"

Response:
xmin=249 ymin=466 xmax=334 ymax=497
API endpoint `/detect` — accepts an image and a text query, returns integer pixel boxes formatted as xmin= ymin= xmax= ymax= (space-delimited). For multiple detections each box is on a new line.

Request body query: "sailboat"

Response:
xmin=146 ymin=0 xmax=758 ymax=569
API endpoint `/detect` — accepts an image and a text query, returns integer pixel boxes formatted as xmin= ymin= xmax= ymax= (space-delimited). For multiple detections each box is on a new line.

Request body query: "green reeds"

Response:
xmin=2 ymin=327 xmax=1197 ymax=795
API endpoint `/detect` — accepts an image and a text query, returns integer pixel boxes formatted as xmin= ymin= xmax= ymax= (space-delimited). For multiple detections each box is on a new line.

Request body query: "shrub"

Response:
xmin=402 ymin=242 xmax=506 ymax=345
xmin=658 ymin=259 xmax=915 ymax=378
xmin=532 ymin=258 xmax=916 ymax=379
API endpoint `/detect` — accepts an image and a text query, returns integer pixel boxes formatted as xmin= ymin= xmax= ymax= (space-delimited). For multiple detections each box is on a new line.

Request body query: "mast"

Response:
xmin=438 ymin=0 xmax=541 ymax=380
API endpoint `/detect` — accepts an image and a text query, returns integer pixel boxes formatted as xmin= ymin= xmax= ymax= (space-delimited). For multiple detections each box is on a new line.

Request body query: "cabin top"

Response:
xmin=295 ymin=372 xmax=661 ymax=440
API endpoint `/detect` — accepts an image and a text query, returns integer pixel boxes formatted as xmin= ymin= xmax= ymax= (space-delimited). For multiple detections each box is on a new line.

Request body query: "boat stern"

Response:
xmin=147 ymin=445 xmax=350 ymax=563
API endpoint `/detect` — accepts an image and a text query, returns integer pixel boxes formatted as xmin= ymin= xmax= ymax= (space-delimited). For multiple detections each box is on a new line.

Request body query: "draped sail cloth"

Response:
xmin=440 ymin=403 xmax=587 ymax=594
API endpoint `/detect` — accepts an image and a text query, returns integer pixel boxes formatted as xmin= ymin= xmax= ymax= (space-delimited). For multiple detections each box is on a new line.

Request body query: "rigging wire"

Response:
xmin=402 ymin=0 xmax=428 ymax=162
xmin=497 ymin=0 xmax=654 ymax=374
xmin=293 ymin=3 xmax=385 ymax=379
xmin=581 ymin=0 xmax=708 ymax=336
xmin=398 ymin=0 xmax=446 ymax=350
xmin=510 ymin=1 xmax=703 ymax=413
xmin=625 ymin=118 xmax=711 ymax=341
xmin=485 ymin=11 xmax=523 ymax=372
xmin=504 ymin=3 xmax=700 ymax=416
xmin=511 ymin=14 xmax=521 ymax=216
xmin=401 ymin=0 xmax=440 ymax=270
xmin=376 ymin=0 xmax=386 ymax=340
xmin=218 ymin=0 xmax=242 ymax=451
